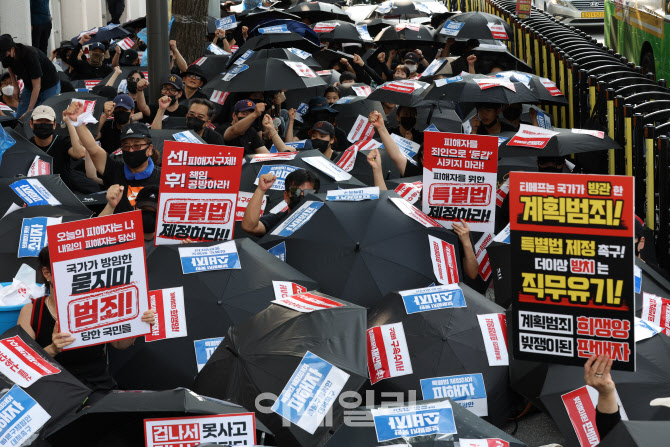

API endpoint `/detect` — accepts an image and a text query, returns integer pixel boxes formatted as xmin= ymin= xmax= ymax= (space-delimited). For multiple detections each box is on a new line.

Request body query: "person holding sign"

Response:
xmin=584 ymin=354 xmax=620 ymax=439
xmin=17 ymin=247 xmax=155 ymax=395
xmin=242 ymin=169 xmax=320 ymax=236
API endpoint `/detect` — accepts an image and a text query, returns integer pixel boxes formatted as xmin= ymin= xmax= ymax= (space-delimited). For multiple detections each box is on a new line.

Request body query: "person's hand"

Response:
xmin=470 ymin=115 xmax=481 ymax=132
xmin=64 ymin=101 xmax=84 ymax=123
xmin=242 ymin=26 xmax=249 ymax=40
xmin=585 ymin=354 xmax=616 ymax=396
xmin=368 ymin=110 xmax=385 ymax=130
xmin=262 ymin=114 xmax=275 ymax=133
xmin=51 ymin=49 xmax=58 ymax=59
xmin=215 ymin=28 xmax=225 ymax=39
xmin=353 ymin=53 xmax=365 ymax=67
xmin=52 ymin=321 xmax=75 ymax=354
xmin=451 ymin=219 xmax=472 ymax=245
xmin=137 ymin=78 xmax=149 ymax=91
xmin=404 ymin=129 xmax=413 ymax=141
xmin=274 ymin=91 xmax=286 ymax=106
xmin=62 ymin=109 xmax=71 ymax=124
xmin=529 ymin=108 xmax=539 ymax=127
xmin=141 ymin=309 xmax=156 ymax=325
xmin=254 ymin=102 xmax=266 ymax=117
xmin=288 ymin=108 xmax=296 ymax=122
xmin=366 ymin=148 xmax=382 ymax=171
xmin=467 ymin=54 xmax=477 ymax=65
xmin=79 ymin=34 xmax=92 ymax=45
xmin=377 ymin=51 xmax=386 ymax=64
xmin=180 ymin=238 xmax=195 ymax=244
xmin=115 ymin=45 xmax=122 ymax=54
xmin=158 ymin=95 xmax=171 ymax=110
xmin=114 ymin=65 xmax=122 ymax=76
xmin=340 ymin=57 xmax=352 ymax=69
xmin=169 ymin=40 xmax=177 ymax=51
xmin=446 ymin=37 xmax=456 ymax=46
xmin=414 ymin=49 xmax=424 ymax=59
xmin=106 ymin=184 xmax=125 ymax=209
xmin=389 ymin=49 xmax=398 ymax=59
xmin=258 ymin=173 xmax=276 ymax=192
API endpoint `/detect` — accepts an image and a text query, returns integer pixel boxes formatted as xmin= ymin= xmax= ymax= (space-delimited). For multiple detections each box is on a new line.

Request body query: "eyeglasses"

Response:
xmin=185 ymin=74 xmax=202 ymax=80
xmin=121 ymin=143 xmax=148 ymax=152
xmin=187 ymin=111 xmax=208 ymax=121
xmin=288 ymin=187 xmax=315 ymax=198
xmin=161 ymin=87 xmax=179 ymax=94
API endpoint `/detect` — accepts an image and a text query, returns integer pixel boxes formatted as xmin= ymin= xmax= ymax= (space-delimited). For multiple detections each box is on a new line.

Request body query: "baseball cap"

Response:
xmin=163 ymin=74 xmax=184 ymax=91
xmin=181 ymin=64 xmax=208 ymax=85
xmin=308 ymin=121 xmax=335 ymax=137
xmin=234 ymin=99 xmax=256 ymax=113
xmin=89 ymin=42 xmax=106 ymax=52
xmin=0 ymin=34 xmax=15 ymax=53
xmin=113 ymin=94 xmax=135 ymax=110
xmin=31 ymin=106 xmax=56 ymax=122
xmin=119 ymin=49 xmax=139 ymax=66
xmin=135 ymin=185 xmax=159 ymax=209
xmin=308 ymin=96 xmax=337 ymax=113
xmin=120 ymin=122 xmax=151 ymax=141
xmin=404 ymin=52 xmax=420 ymax=64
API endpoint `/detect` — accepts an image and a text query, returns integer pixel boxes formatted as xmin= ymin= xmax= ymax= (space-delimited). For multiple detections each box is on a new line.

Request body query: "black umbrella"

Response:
xmin=335 ymin=146 xmax=400 ymax=187
xmin=485 ymin=240 xmax=512 ymax=308
xmin=492 ymin=71 xmax=567 ymax=105
xmin=205 ymin=57 xmax=326 ymax=93
xmin=225 ymin=47 xmax=322 ymax=70
xmin=470 ymin=43 xmax=533 ymax=73
xmin=237 ymin=8 xmax=302 ymax=30
xmin=0 ymin=326 xmax=91 ymax=438
xmin=421 ymin=73 xmax=538 ymax=105
xmin=108 ymin=238 xmax=318 ymax=390
xmin=367 ymin=284 xmax=513 ymax=427
xmin=417 ymin=104 xmax=464 ymax=133
xmin=368 ymin=79 xmax=431 ymax=107
xmin=239 ymin=149 xmax=367 ymax=211
xmin=435 ymin=12 xmax=513 ymax=43
xmin=312 ymin=20 xmax=366 ymax=43
xmin=359 ymin=18 xmax=397 ymax=39
xmin=70 ymin=23 xmax=131 ymax=45
xmin=230 ymin=33 xmax=321 ymax=59
xmin=97 ymin=66 xmax=149 ymax=91
xmin=283 ymin=84 xmax=330 ymax=109
xmin=0 ymin=128 xmax=53 ymax=178
xmin=257 ymin=191 xmax=464 ymax=308
xmin=326 ymin=398 xmax=526 ymax=446
xmin=18 ymin=92 xmax=106 ymax=139
xmin=311 ymin=48 xmax=354 ymax=71
xmin=599 ymin=420 xmax=670 ymax=446
xmin=373 ymin=0 xmax=443 ymax=20
xmin=121 ymin=16 xmax=146 ymax=33
xmin=45 ymin=388 xmax=272 ymax=447
xmin=189 ymin=55 xmax=229 ymax=84
xmin=286 ymin=2 xmax=353 ymax=23
xmin=497 ymin=127 xmax=622 ymax=157
xmin=194 ymin=294 xmax=367 ymax=447
xmin=331 ymin=96 xmax=385 ymax=136
xmin=374 ymin=22 xmax=435 ymax=47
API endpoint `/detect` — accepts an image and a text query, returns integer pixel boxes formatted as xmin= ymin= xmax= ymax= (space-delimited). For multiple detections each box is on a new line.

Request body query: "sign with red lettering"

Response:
xmin=487 ymin=23 xmax=508 ymax=39
xmin=367 ymin=322 xmax=413 ymax=385
xmin=561 ymin=387 xmax=600 ymax=446
xmin=394 ymin=181 xmax=422 ymax=205
xmin=47 ymin=211 xmax=150 ymax=350
xmin=0 ymin=336 xmax=60 ymax=387
xmin=509 ymin=173 xmax=635 ymax=370
xmin=144 ymin=413 xmax=256 ymax=447
xmin=477 ymin=313 xmax=508 ymax=366
xmin=27 ymin=156 xmax=51 ymax=177
xmin=641 ymin=292 xmax=670 ymax=336
xmin=235 ymin=192 xmax=267 ymax=222
xmin=156 ymin=141 xmax=243 ymax=245
xmin=507 ymin=124 xmax=558 ymax=149
xmin=460 ymin=439 xmax=510 ymax=447
xmin=272 ymin=291 xmax=344 ymax=313
xmin=515 ymin=0 xmax=532 ymax=19
xmin=423 ymin=132 xmax=498 ymax=232
xmin=428 ymin=235 xmax=459 ymax=285
xmin=146 ymin=287 xmax=187 ymax=342
xmin=272 ymin=281 xmax=307 ymax=300
xmin=540 ymin=77 xmax=563 ymax=96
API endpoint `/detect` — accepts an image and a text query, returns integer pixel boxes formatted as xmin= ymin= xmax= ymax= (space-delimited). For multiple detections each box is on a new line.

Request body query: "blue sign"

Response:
xmin=216 ymin=16 xmax=237 ymax=31
xmin=424 ymin=124 xmax=439 ymax=132
xmin=258 ymin=25 xmax=290 ymax=34
xmin=223 ymin=64 xmax=248 ymax=81
xmin=194 ymin=337 xmax=224 ymax=371
xmin=327 ymin=187 xmax=380 ymax=202
xmin=0 ymin=386 xmax=50 ymax=447
xmin=536 ymin=110 xmax=552 ymax=129
xmin=18 ymin=217 xmax=59 ymax=258
xmin=208 ymin=43 xmax=228 ymax=55
xmin=441 ymin=20 xmax=464 ymax=36
xmin=272 ymin=351 xmax=350 ymax=435
xmin=271 ymin=201 xmax=324 ymax=237
xmin=179 ymin=241 xmax=241 ymax=274
xmin=234 ymin=50 xmax=254 ymax=66
xmin=288 ymin=48 xmax=311 ymax=60
xmin=635 ymin=265 xmax=642 ymax=294
xmin=173 ymin=131 xmax=202 ymax=144
xmin=422 ymin=59 xmax=443 ymax=78
xmin=356 ymin=25 xmax=372 ymax=41
xmin=372 ymin=401 xmax=457 ymax=442
xmin=497 ymin=136 xmax=508 ymax=146
xmin=268 ymin=242 xmax=286 ymax=262
xmin=295 ymin=102 xmax=310 ymax=122
xmin=493 ymin=223 xmax=511 ymax=244
xmin=399 ymin=284 xmax=467 ymax=314
xmin=271 ymin=140 xmax=305 ymax=153
xmin=376 ymin=1 xmax=393 ymax=14
xmin=256 ymin=165 xmax=300 ymax=191
xmin=10 ymin=179 xmax=60 ymax=207
xmin=420 ymin=374 xmax=488 ymax=416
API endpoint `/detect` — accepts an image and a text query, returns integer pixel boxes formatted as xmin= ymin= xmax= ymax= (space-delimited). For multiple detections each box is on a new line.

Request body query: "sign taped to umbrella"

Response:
xmin=156 ymin=141 xmax=244 ymax=245
xmin=194 ymin=336 xmax=224 ymax=372
xmin=422 ymin=131 xmax=498 ymax=233
xmin=0 ymin=385 xmax=50 ymax=447
xmin=0 ymin=336 xmax=61 ymax=387
xmin=272 ymin=291 xmax=344 ymax=313
xmin=420 ymin=373 xmax=488 ymax=417
xmin=509 ymin=173 xmax=636 ymax=371
xmin=371 ymin=400 xmax=457 ymax=442
xmin=178 ymin=241 xmax=241 ymax=274
xmin=399 ymin=283 xmax=466 ymax=314
xmin=255 ymin=165 xmax=300 ymax=190
xmin=507 ymin=124 xmax=559 ymax=149
xmin=367 ymin=322 xmax=413 ymax=384
xmin=477 ymin=313 xmax=508 ymax=366
xmin=146 ymin=287 xmax=187 ymax=342
xmin=47 ymin=210 xmax=151 ymax=350
xmin=18 ymin=217 xmax=62 ymax=258
xmin=144 ymin=413 xmax=256 ymax=446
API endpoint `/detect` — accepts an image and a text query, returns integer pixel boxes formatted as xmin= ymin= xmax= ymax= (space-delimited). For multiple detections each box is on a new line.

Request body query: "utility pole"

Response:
xmin=146 ymin=0 xmax=170 ymax=104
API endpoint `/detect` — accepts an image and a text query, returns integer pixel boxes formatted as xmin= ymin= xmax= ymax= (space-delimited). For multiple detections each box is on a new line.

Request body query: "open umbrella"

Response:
xmin=335 ymin=146 xmax=400 ymax=187
xmin=359 ymin=18 xmax=397 ymax=39
xmin=189 ymin=55 xmax=229 ymax=84
xmin=368 ymin=80 xmax=431 ymax=107
xmin=69 ymin=23 xmax=131 ymax=45
xmin=497 ymin=127 xmax=622 ymax=158
xmin=237 ymin=8 xmax=302 ymax=30
xmin=374 ymin=23 xmax=435 ymax=48
xmin=44 ymin=388 xmax=272 ymax=447
xmin=366 ymin=284 xmax=513 ymax=427
xmin=331 ymin=96 xmax=385 ymax=136
xmin=435 ymin=12 xmax=513 ymax=43
xmin=372 ymin=0 xmax=447 ymax=20
xmin=108 ymin=238 xmax=318 ymax=390
xmin=635 ymin=257 xmax=670 ymax=315
xmin=421 ymin=73 xmax=538 ymax=105
xmin=248 ymin=19 xmax=321 ymax=46
xmin=312 ymin=20 xmax=366 ymax=43
xmin=599 ymin=420 xmax=670 ymax=446
xmin=225 ymin=47 xmax=322 ymax=71
xmin=470 ymin=42 xmax=533 ymax=73
xmin=18 ymin=92 xmax=106 ymax=139
xmin=231 ymin=33 xmax=321 ymax=60
xmin=257 ymin=191 xmax=464 ymax=308
xmin=121 ymin=16 xmax=146 ymax=33
xmin=311 ymin=48 xmax=354 ymax=71
xmin=0 ymin=127 xmax=53 ymax=178
xmin=286 ymin=2 xmax=353 ymax=23
xmin=97 ymin=65 xmax=149 ymax=91
xmin=493 ymin=71 xmax=568 ymax=105
xmin=194 ymin=295 xmax=368 ymax=447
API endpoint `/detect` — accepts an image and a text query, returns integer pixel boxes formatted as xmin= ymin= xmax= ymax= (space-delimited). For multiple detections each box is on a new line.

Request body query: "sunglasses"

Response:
xmin=288 ymin=188 xmax=315 ymax=198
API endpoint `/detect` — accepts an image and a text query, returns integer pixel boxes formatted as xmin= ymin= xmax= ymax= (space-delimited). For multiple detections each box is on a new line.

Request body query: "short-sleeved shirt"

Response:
xmin=201 ymin=127 xmax=225 ymax=145
xmin=259 ymin=210 xmax=288 ymax=233
xmin=101 ymin=157 xmax=161 ymax=213
xmin=30 ymin=134 xmax=72 ymax=179
xmin=10 ymin=44 xmax=59 ymax=90
xmin=219 ymin=123 xmax=265 ymax=154
xmin=148 ymin=103 xmax=189 ymax=123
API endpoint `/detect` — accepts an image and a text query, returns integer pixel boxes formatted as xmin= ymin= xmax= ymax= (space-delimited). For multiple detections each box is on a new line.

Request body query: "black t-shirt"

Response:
xmin=148 ymin=103 xmax=189 ymax=123
xmin=98 ymin=120 xmax=124 ymax=154
xmin=305 ymin=140 xmax=341 ymax=161
xmin=101 ymin=156 xmax=162 ymax=213
xmin=30 ymin=135 xmax=72 ymax=179
xmin=10 ymin=44 xmax=59 ymax=90
xmin=477 ymin=120 xmax=517 ymax=135
xmin=201 ymin=127 xmax=225 ymax=145
xmin=66 ymin=44 xmax=114 ymax=81
xmin=259 ymin=210 xmax=288 ymax=233
xmin=219 ymin=123 xmax=265 ymax=154
xmin=183 ymin=89 xmax=208 ymax=101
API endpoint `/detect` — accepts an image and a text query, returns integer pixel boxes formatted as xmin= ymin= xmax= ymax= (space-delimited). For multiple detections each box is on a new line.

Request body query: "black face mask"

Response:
xmin=114 ymin=111 xmax=131 ymax=125
xmin=138 ymin=42 xmax=148 ymax=52
xmin=0 ymin=55 xmax=14 ymax=68
xmin=126 ymin=79 xmax=138 ymax=94
xmin=167 ymin=95 xmax=178 ymax=106
xmin=502 ymin=106 xmax=522 ymax=121
xmin=186 ymin=117 xmax=206 ymax=132
xmin=400 ymin=116 xmax=416 ymax=130
xmin=122 ymin=149 xmax=149 ymax=169
xmin=288 ymin=194 xmax=304 ymax=210
xmin=141 ymin=209 xmax=157 ymax=234
xmin=311 ymin=138 xmax=330 ymax=154
xmin=33 ymin=123 xmax=55 ymax=139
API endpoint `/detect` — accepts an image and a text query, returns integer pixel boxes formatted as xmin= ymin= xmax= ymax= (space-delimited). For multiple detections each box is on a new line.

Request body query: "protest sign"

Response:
xmin=272 ymin=281 xmax=307 ymax=300
xmin=440 ymin=20 xmax=464 ymax=36
xmin=487 ymin=23 xmax=508 ymax=39
xmin=390 ymin=197 xmax=440 ymax=228
xmin=18 ymin=217 xmax=61 ymax=258
xmin=272 ymin=351 xmax=349 ymax=434
xmin=272 ymin=291 xmax=344 ymax=313
xmin=194 ymin=337 xmax=224 ymax=371
xmin=268 ymin=242 xmax=286 ymax=261
xmin=0 ymin=385 xmax=50 ymax=447
xmin=302 ymin=156 xmax=352 ymax=182
xmin=371 ymin=400 xmax=456 ymax=442
xmin=477 ymin=313 xmax=508 ymax=366
xmin=516 ymin=0 xmax=532 ymax=19
xmin=144 ymin=413 xmax=256 ymax=446
xmin=10 ymin=179 xmax=61 ymax=207
xmin=146 ymin=287 xmax=187 ymax=342
xmin=215 ymin=16 xmax=237 ymax=30
xmin=399 ymin=283 xmax=466 ymax=314
xmin=178 ymin=241 xmax=241 ymax=274
xmin=509 ymin=173 xmax=635 ymax=370
xmin=422 ymin=132 xmax=498 ymax=233
xmin=327 ymin=187 xmax=379 ymax=202
xmin=461 ymin=440 xmax=510 ymax=447
xmin=641 ymin=292 xmax=670 ymax=336
xmin=156 ymin=141 xmax=243 ymax=244
xmin=391 ymin=133 xmax=421 ymax=164
xmin=420 ymin=373 xmax=488 ymax=416
xmin=235 ymin=191 xmax=267 ymax=222
xmin=394 ymin=181 xmax=422 ymax=205
xmin=367 ymin=322 xmax=413 ymax=385
xmin=0 ymin=336 xmax=60 ymax=387
xmin=507 ymin=124 xmax=559 ymax=149
xmin=561 ymin=385 xmax=627 ymax=447
xmin=428 ymin=235 xmax=460 ymax=285
xmin=250 ymin=152 xmax=297 ymax=163
xmin=27 ymin=156 xmax=51 ymax=177
xmin=347 ymin=115 xmax=375 ymax=142
xmin=47 ymin=211 xmax=150 ymax=350
xmin=271 ymin=201 xmax=324 ymax=237
xmin=254 ymin=165 xmax=300 ymax=190
xmin=209 ymin=90 xmax=229 ymax=105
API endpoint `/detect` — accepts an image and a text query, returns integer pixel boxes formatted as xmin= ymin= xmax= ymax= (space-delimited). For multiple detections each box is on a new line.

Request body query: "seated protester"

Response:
xmin=393 ymin=65 xmax=410 ymax=81
xmin=122 ymin=70 xmax=150 ymax=119
xmin=67 ymin=34 xmax=113 ymax=81
xmin=324 ymin=86 xmax=340 ymax=105
xmin=338 ymin=71 xmax=357 ymax=87
xmin=169 ymin=40 xmax=188 ymax=76
xmin=338 ymin=55 xmax=385 ymax=86
xmin=381 ymin=102 xmax=398 ymax=128
xmin=288 ymin=96 xmax=349 ymax=152
xmin=145 ymin=74 xmax=189 ymax=122
xmin=181 ymin=65 xmax=208 ymax=101
xmin=18 ymin=246 xmax=155 ymax=397
xmin=0 ymin=72 xmax=18 ymax=113
xmin=29 ymin=106 xmax=100 ymax=194
xmin=305 ymin=121 xmax=340 ymax=161
xmin=153 ymin=98 xmax=225 ymax=145
xmin=49 ymin=41 xmax=75 ymax=74
xmin=219 ymin=99 xmax=270 ymax=154
xmin=242 ymin=169 xmax=320 ymax=236
xmin=500 ymin=103 xmax=539 ymax=130
xmin=367 ymin=109 xmax=414 ymax=175
xmin=403 ymin=51 xmax=425 ymax=77
xmin=470 ymin=103 xmax=517 ymax=135
xmin=112 ymin=46 xmax=140 ymax=68
xmin=97 ymin=94 xmax=135 ymax=153
xmin=388 ymin=105 xmax=423 ymax=147
xmin=101 ymin=184 xmax=158 ymax=252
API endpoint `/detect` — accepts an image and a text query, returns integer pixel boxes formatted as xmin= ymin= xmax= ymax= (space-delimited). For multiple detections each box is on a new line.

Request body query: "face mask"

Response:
xmin=33 ymin=123 xmax=55 ymax=139
xmin=502 ymin=106 xmax=522 ymax=121
xmin=141 ymin=209 xmax=157 ymax=234
xmin=406 ymin=64 xmax=417 ymax=74
xmin=186 ymin=116 xmax=206 ymax=132
xmin=1 ymin=85 xmax=13 ymax=96
xmin=122 ymin=148 xmax=149 ymax=169
xmin=138 ymin=42 xmax=148 ymax=52
xmin=288 ymin=193 xmax=304 ymax=210
xmin=89 ymin=52 xmax=104 ymax=67
xmin=0 ymin=55 xmax=13 ymax=68
xmin=393 ymin=75 xmax=405 ymax=81
xmin=342 ymin=81 xmax=354 ymax=86
xmin=400 ymin=116 xmax=416 ymax=130
xmin=126 ymin=79 xmax=138 ymax=94
xmin=114 ymin=110 xmax=131 ymax=125
xmin=167 ymin=94 xmax=178 ymax=106
xmin=311 ymin=138 xmax=330 ymax=154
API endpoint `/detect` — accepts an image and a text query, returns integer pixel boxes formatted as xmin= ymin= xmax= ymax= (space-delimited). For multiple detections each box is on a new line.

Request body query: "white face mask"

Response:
xmin=406 ymin=64 xmax=417 ymax=74
xmin=1 ymin=85 xmax=13 ymax=96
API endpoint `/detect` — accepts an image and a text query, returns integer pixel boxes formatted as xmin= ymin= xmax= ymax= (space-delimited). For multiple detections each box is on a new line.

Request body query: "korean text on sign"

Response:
xmin=144 ymin=413 xmax=256 ymax=447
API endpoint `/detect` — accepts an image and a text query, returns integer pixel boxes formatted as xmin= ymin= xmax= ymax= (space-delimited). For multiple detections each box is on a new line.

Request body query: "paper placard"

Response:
xmin=178 ymin=241 xmax=241 ymax=274
xmin=271 ymin=201 xmax=324 ymax=237
xmin=302 ymin=156 xmax=353 ymax=181
xmin=146 ymin=287 xmax=187 ymax=342
xmin=367 ymin=322 xmax=413 ymax=385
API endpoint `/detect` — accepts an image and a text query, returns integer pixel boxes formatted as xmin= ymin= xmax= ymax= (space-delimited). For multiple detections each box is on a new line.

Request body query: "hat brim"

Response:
xmin=311 ymin=105 xmax=338 ymax=113
xmin=31 ymin=113 xmax=56 ymax=121
xmin=120 ymin=133 xmax=150 ymax=141
xmin=308 ymin=129 xmax=333 ymax=137
xmin=235 ymin=107 xmax=255 ymax=113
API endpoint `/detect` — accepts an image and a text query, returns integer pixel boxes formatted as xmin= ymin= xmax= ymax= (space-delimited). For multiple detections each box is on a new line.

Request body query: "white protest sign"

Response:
xmin=367 ymin=322 xmax=413 ymax=384
xmin=146 ymin=287 xmax=187 ymax=342
xmin=302 ymin=156 xmax=353 ymax=181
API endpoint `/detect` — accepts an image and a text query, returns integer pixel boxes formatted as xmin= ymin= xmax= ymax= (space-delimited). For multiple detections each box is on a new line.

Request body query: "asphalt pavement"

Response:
xmin=502 ymin=408 xmax=566 ymax=447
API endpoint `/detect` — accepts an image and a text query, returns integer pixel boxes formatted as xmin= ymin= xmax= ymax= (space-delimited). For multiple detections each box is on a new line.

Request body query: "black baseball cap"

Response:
xmin=135 ymin=185 xmax=159 ymax=209
xmin=0 ymin=34 xmax=15 ymax=53
xmin=308 ymin=96 xmax=337 ymax=113
xmin=163 ymin=74 xmax=184 ymax=91
xmin=120 ymin=122 xmax=151 ymax=141
xmin=404 ymin=52 xmax=420 ymax=64
xmin=120 ymin=49 xmax=139 ymax=66
xmin=308 ymin=121 xmax=335 ymax=137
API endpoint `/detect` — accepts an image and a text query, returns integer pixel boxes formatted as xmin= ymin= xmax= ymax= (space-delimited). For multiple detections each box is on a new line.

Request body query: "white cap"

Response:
xmin=31 ymin=105 xmax=56 ymax=122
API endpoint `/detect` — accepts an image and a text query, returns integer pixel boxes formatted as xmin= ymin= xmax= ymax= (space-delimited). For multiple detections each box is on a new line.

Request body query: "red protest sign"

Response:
xmin=156 ymin=141 xmax=244 ymax=245
xmin=507 ymin=124 xmax=558 ymax=149
xmin=561 ymin=387 xmax=600 ymax=446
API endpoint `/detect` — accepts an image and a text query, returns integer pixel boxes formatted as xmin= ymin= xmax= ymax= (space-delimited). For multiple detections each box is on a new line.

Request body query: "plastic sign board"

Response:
xmin=420 ymin=373 xmax=488 ymax=416
xmin=144 ymin=413 xmax=256 ymax=446
xmin=178 ymin=241 xmax=241 ymax=274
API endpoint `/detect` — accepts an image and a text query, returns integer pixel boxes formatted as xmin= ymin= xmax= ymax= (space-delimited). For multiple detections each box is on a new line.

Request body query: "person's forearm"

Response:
xmin=66 ymin=121 xmax=86 ymax=158
xmin=106 ymin=71 xmax=120 ymax=87
xmin=137 ymin=91 xmax=150 ymax=117
xmin=76 ymin=125 xmax=107 ymax=174
xmin=462 ymin=242 xmax=479 ymax=279
xmin=112 ymin=51 xmax=121 ymax=68
xmin=597 ymin=391 xmax=619 ymax=414
xmin=99 ymin=203 xmax=116 ymax=216
xmin=468 ymin=64 xmax=476 ymax=75
xmin=221 ymin=38 xmax=232 ymax=53
xmin=441 ymin=44 xmax=452 ymax=58
xmin=286 ymin=119 xmax=296 ymax=141
xmin=377 ymin=125 xmax=407 ymax=175
xmin=84 ymin=152 xmax=104 ymax=184
xmin=226 ymin=113 xmax=257 ymax=139
xmin=44 ymin=344 xmax=60 ymax=357
xmin=151 ymin=109 xmax=164 ymax=130
xmin=174 ymin=50 xmax=187 ymax=73
xmin=96 ymin=114 xmax=108 ymax=139
xmin=362 ymin=63 xmax=385 ymax=85
xmin=373 ymin=168 xmax=387 ymax=190
xmin=241 ymin=188 xmax=265 ymax=233
xmin=269 ymin=131 xmax=293 ymax=152
xmin=27 ymin=79 xmax=41 ymax=112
